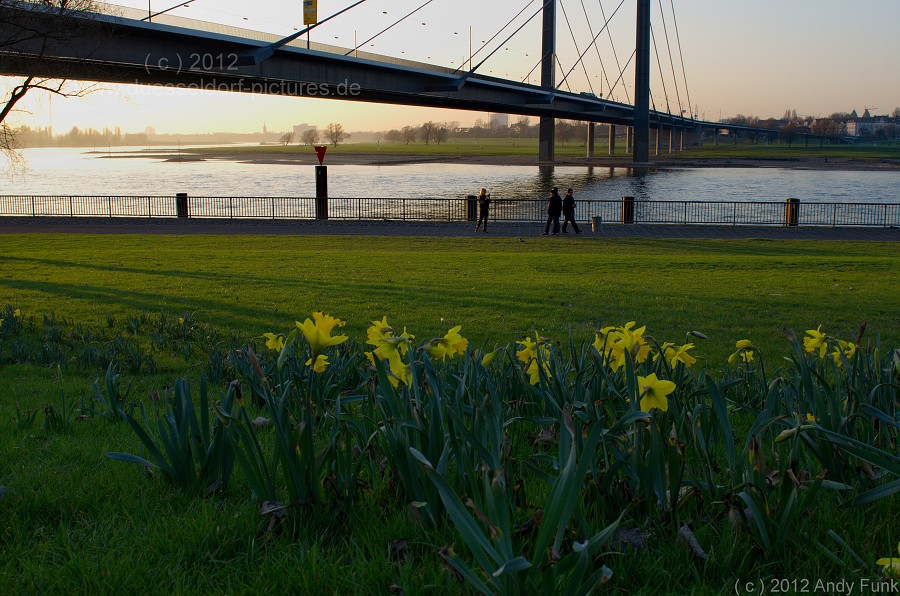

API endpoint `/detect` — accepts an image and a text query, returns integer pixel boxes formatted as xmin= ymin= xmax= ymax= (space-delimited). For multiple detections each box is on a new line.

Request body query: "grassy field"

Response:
xmin=192 ymin=137 xmax=900 ymax=161
xmin=1 ymin=234 xmax=897 ymax=362
xmin=1 ymin=233 xmax=898 ymax=593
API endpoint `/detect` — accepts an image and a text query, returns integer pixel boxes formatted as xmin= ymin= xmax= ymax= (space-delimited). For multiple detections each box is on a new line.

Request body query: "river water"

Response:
xmin=3 ymin=147 xmax=898 ymax=204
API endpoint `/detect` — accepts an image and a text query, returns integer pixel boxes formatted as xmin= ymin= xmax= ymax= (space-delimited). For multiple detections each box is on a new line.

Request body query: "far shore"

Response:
xmin=94 ymin=147 xmax=900 ymax=171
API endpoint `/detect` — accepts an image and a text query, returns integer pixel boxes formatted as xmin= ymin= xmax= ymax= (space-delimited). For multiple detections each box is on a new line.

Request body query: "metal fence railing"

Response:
xmin=1 ymin=195 xmax=898 ymax=227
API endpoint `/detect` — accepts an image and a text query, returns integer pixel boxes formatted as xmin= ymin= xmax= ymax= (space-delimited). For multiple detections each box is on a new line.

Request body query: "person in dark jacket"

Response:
xmin=475 ymin=188 xmax=491 ymax=232
xmin=542 ymin=187 xmax=562 ymax=236
xmin=561 ymin=188 xmax=581 ymax=233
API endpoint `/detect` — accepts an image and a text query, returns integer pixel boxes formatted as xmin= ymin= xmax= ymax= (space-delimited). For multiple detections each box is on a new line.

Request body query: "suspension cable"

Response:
xmin=605 ymin=49 xmax=634 ymax=99
xmin=670 ymin=0 xmax=692 ymax=118
xmin=451 ymin=0 xmax=537 ymax=74
xmin=657 ymin=0 xmax=683 ymax=118
xmin=461 ymin=0 xmax=553 ymax=80
xmin=142 ymin=0 xmax=198 ymax=22
xmin=579 ymin=0 xmax=613 ymax=98
xmin=234 ymin=0 xmax=370 ymax=65
xmin=555 ymin=54 xmax=572 ymax=92
xmin=522 ymin=51 xmax=545 ymax=83
xmin=557 ymin=0 xmax=595 ymax=94
xmin=597 ymin=0 xmax=629 ymax=104
xmin=650 ymin=22 xmax=671 ymax=114
xmin=557 ymin=0 xmax=626 ymax=96
xmin=346 ymin=0 xmax=437 ymax=56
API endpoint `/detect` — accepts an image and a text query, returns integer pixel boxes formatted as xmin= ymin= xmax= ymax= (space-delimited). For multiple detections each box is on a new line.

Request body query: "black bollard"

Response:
xmin=466 ymin=195 xmax=477 ymax=222
xmin=315 ymin=165 xmax=328 ymax=220
xmin=621 ymin=196 xmax=635 ymax=224
xmin=785 ymin=198 xmax=800 ymax=227
xmin=176 ymin=192 xmax=189 ymax=218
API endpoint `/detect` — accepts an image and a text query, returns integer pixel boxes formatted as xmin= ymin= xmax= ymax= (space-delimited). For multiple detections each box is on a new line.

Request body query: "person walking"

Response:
xmin=542 ymin=186 xmax=562 ymax=236
xmin=474 ymin=188 xmax=492 ymax=232
xmin=561 ymin=188 xmax=581 ymax=233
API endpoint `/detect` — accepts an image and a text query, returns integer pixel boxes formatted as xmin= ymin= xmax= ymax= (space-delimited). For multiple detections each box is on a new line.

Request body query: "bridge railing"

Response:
xmin=0 ymin=196 xmax=898 ymax=227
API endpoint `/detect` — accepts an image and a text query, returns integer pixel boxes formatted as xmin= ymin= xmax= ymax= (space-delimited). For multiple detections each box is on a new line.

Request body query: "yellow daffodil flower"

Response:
xmin=526 ymin=358 xmax=550 ymax=385
xmin=592 ymin=325 xmax=616 ymax=357
xmin=305 ymin=354 xmax=329 ymax=373
xmin=831 ymin=340 xmax=857 ymax=367
xmin=427 ymin=325 xmax=468 ymax=361
xmin=516 ymin=336 xmax=537 ymax=363
xmin=296 ymin=312 xmax=348 ymax=356
xmin=481 ymin=348 xmax=502 ymax=367
xmin=517 ymin=334 xmax=551 ymax=384
xmin=637 ymin=373 xmax=675 ymax=413
xmin=607 ymin=322 xmax=651 ymax=371
xmin=366 ymin=317 xmax=414 ymax=360
xmin=665 ymin=343 xmax=697 ymax=368
xmin=655 ymin=342 xmax=675 ymax=361
xmin=803 ymin=325 xmax=829 ymax=358
xmin=262 ymin=332 xmax=284 ymax=352
xmin=839 ymin=340 xmax=857 ymax=360
xmin=728 ymin=340 xmax=756 ymax=365
xmin=364 ymin=351 xmax=377 ymax=366
xmin=178 ymin=317 xmax=185 ymax=325
xmin=387 ymin=352 xmax=412 ymax=387
xmin=806 ymin=413 xmax=817 ymax=423
xmin=876 ymin=542 xmax=900 ymax=577
xmin=13 ymin=308 xmax=21 ymax=318
xmin=367 ymin=316 xmax=393 ymax=343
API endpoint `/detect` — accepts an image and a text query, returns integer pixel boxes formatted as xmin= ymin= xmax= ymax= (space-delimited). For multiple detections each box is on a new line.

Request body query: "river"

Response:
xmin=3 ymin=147 xmax=898 ymax=204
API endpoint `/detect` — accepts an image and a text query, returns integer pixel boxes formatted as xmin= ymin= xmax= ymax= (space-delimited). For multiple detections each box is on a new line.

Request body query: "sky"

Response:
xmin=4 ymin=0 xmax=900 ymax=134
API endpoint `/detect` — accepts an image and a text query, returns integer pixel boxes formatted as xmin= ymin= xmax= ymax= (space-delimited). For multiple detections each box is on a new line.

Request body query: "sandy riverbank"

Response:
xmin=139 ymin=151 xmax=900 ymax=171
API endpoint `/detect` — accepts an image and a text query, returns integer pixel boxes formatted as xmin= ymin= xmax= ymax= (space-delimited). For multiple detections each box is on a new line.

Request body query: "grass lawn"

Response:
xmin=1 ymin=233 xmax=898 ymax=593
xmin=1 ymin=234 xmax=897 ymax=363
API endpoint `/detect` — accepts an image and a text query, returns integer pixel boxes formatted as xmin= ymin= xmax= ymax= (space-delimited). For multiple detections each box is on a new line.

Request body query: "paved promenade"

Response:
xmin=0 ymin=216 xmax=897 ymax=241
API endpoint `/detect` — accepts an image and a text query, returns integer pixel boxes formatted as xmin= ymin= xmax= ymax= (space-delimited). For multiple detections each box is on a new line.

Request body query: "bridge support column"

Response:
xmin=633 ymin=0 xmax=651 ymax=162
xmin=655 ymin=128 xmax=660 ymax=156
xmin=714 ymin=128 xmax=719 ymax=146
xmin=625 ymin=127 xmax=633 ymax=154
xmin=733 ymin=131 xmax=738 ymax=146
xmin=668 ymin=128 xmax=674 ymax=153
xmin=586 ymin=122 xmax=595 ymax=157
xmin=678 ymin=129 xmax=684 ymax=152
xmin=608 ymin=125 xmax=616 ymax=156
xmin=539 ymin=118 xmax=555 ymax=162
xmin=538 ymin=0 xmax=556 ymax=162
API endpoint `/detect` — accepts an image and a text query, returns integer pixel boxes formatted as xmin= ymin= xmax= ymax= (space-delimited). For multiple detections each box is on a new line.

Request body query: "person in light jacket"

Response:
xmin=475 ymin=188 xmax=491 ymax=233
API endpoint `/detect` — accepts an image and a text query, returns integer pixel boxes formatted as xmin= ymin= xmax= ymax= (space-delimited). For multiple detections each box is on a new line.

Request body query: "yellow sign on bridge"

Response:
xmin=303 ymin=0 xmax=317 ymax=25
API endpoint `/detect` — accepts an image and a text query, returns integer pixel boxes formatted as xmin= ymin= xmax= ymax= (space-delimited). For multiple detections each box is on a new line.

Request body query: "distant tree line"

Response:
xmin=284 ymin=123 xmax=350 ymax=147
xmin=379 ymin=117 xmax=601 ymax=146
xmin=15 ymin=125 xmax=149 ymax=147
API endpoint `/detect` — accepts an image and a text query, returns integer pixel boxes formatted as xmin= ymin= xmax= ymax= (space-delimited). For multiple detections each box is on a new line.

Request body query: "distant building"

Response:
xmin=293 ymin=123 xmax=317 ymax=137
xmin=488 ymin=113 xmax=509 ymax=129
xmin=846 ymin=110 xmax=896 ymax=137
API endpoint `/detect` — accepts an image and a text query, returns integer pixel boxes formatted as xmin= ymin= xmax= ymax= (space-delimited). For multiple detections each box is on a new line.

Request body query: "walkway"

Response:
xmin=0 ymin=216 xmax=897 ymax=241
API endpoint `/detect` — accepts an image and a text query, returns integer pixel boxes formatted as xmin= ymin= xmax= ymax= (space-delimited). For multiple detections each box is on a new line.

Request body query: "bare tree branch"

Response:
xmin=1 ymin=0 xmax=106 ymax=167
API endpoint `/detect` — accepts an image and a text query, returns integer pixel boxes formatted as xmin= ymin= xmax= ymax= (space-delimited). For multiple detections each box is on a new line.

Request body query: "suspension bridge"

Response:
xmin=0 ymin=0 xmax=783 ymax=163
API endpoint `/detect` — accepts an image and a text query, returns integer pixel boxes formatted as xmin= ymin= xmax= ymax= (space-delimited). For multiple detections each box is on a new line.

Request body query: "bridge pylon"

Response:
xmin=538 ymin=0 xmax=556 ymax=162
xmin=633 ymin=0 xmax=651 ymax=163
